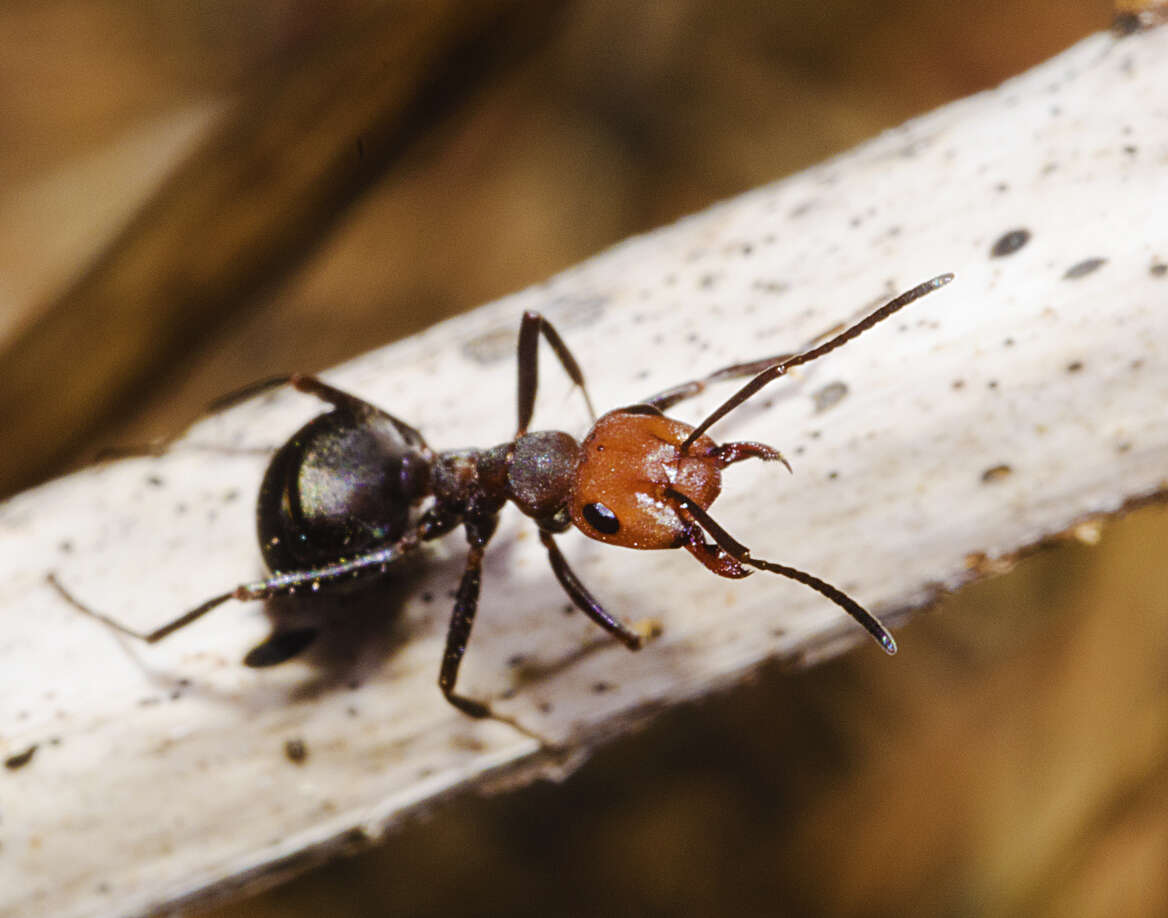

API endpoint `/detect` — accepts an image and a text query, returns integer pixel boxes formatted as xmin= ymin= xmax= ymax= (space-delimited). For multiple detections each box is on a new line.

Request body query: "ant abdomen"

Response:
xmin=257 ymin=391 xmax=433 ymax=572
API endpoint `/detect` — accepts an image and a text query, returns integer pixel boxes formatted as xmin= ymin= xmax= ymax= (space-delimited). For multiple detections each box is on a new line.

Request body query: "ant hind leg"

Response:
xmin=287 ymin=374 xmax=428 ymax=444
xmin=47 ymin=572 xmax=236 ymax=643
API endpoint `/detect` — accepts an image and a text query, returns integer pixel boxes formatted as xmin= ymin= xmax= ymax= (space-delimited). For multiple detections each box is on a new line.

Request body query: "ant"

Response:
xmin=52 ymin=273 xmax=953 ymax=721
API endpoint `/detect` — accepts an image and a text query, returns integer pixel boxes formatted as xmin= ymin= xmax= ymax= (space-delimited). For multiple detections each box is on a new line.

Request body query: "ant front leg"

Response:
xmin=515 ymin=312 xmax=597 ymax=436
xmin=538 ymin=530 xmax=643 ymax=650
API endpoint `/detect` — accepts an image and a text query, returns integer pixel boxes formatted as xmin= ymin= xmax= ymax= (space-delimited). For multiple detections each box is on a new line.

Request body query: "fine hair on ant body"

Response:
xmin=52 ymin=273 xmax=953 ymax=721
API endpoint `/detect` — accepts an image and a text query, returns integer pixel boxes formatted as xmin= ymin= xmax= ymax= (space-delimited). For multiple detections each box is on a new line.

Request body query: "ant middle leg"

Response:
xmin=515 ymin=311 xmax=597 ymax=437
xmin=438 ymin=543 xmax=493 ymax=718
xmin=436 ymin=537 xmax=557 ymax=745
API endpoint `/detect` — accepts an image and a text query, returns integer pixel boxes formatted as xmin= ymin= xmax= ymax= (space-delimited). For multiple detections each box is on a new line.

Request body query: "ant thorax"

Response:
xmin=433 ymin=431 xmax=581 ymax=528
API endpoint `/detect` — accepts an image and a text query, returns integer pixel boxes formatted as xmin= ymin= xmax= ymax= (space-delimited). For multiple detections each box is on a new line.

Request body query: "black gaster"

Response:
xmin=257 ymin=408 xmax=432 ymax=571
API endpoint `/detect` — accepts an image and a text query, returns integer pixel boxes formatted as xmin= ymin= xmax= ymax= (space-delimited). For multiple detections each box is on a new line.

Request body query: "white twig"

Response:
xmin=2 ymin=27 xmax=1167 ymax=918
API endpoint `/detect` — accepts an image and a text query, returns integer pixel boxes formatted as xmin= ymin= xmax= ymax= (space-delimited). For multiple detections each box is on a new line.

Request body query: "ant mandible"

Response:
xmin=54 ymin=274 xmax=952 ymax=719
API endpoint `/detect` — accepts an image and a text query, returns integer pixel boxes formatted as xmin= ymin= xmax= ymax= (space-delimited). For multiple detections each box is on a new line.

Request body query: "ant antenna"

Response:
xmin=681 ymin=274 xmax=953 ymax=451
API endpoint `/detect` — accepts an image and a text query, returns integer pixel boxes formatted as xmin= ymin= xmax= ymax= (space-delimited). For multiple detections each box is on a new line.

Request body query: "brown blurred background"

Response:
xmin=0 ymin=0 xmax=1117 ymax=495
xmin=4 ymin=2 xmax=1166 ymax=916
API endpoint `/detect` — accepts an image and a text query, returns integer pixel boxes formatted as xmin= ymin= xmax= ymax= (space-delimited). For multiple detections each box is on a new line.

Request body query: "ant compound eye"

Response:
xmin=581 ymin=501 xmax=620 ymax=535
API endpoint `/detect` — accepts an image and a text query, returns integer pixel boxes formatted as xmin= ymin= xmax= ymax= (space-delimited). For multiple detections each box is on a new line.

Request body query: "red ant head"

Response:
xmin=571 ymin=408 xmax=723 ymax=549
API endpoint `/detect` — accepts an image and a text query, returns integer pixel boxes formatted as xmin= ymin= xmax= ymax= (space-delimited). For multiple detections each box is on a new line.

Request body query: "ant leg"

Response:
xmin=666 ymin=488 xmax=897 ymax=655
xmin=515 ymin=311 xmax=597 ymax=437
xmin=90 ymin=376 xmax=302 ymax=462
xmin=538 ymin=530 xmax=642 ymax=650
xmin=206 ymin=375 xmax=297 ymax=413
xmin=287 ymin=374 xmax=372 ymax=410
xmin=236 ymin=536 xmax=422 ymax=601
xmin=54 ymin=572 xmax=319 ymax=675
xmin=50 ymin=532 xmax=426 ymax=646
xmin=287 ymin=374 xmax=428 ymax=444
xmin=438 ymin=543 xmax=493 ymax=718
xmin=438 ymin=531 xmax=568 ymax=747
xmin=208 ymin=374 xmax=372 ymax=418
xmin=48 ymin=572 xmax=236 ymax=643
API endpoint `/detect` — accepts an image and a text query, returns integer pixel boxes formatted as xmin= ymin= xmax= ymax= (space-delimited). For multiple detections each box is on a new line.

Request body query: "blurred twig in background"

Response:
xmin=0 ymin=0 xmax=1107 ymax=497
xmin=0 ymin=0 xmax=563 ymax=497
